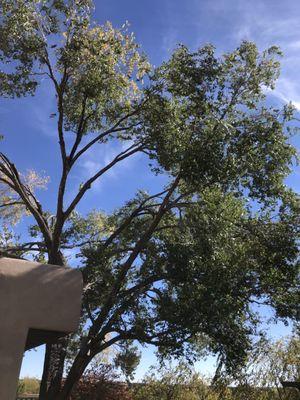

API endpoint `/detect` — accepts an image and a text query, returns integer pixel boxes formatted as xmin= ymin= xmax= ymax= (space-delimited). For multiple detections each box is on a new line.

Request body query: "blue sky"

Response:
xmin=1 ymin=0 xmax=299 ymax=380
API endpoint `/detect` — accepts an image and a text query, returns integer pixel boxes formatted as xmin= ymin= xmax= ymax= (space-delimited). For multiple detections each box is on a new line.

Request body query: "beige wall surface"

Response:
xmin=0 ymin=257 xmax=82 ymax=400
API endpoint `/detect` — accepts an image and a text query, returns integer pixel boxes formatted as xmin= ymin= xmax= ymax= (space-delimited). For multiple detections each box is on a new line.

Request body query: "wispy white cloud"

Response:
xmin=178 ymin=1 xmax=300 ymax=111
xmin=216 ymin=3 xmax=300 ymax=110
xmin=30 ymin=80 xmax=57 ymax=138
xmin=271 ymin=78 xmax=300 ymax=111
xmin=70 ymin=139 xmax=142 ymax=198
xmin=287 ymin=40 xmax=300 ymax=51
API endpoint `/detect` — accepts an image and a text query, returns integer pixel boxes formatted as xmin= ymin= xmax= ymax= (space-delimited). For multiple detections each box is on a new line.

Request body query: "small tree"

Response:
xmin=131 ymin=363 xmax=212 ymax=400
xmin=114 ymin=344 xmax=141 ymax=384
xmin=251 ymin=335 xmax=300 ymax=400
xmin=0 ymin=1 xmax=299 ymax=398
xmin=217 ymin=334 xmax=300 ymax=400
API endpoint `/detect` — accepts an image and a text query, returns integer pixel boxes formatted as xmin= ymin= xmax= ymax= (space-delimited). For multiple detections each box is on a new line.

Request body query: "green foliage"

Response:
xmin=240 ymin=335 xmax=300 ymax=392
xmin=60 ymin=20 xmax=150 ymax=134
xmin=0 ymin=225 xmax=23 ymax=257
xmin=131 ymin=363 xmax=209 ymax=400
xmin=80 ymin=184 xmax=299 ymax=372
xmin=142 ymin=42 xmax=296 ymax=204
xmin=215 ymin=334 xmax=300 ymax=400
xmin=132 ymin=341 xmax=300 ymax=400
xmin=72 ymin=41 xmax=299 ymax=372
xmin=114 ymin=344 xmax=141 ymax=383
xmin=0 ymin=0 xmax=149 ymax=125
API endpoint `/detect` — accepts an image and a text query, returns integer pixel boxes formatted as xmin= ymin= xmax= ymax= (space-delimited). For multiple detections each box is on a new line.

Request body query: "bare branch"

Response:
xmin=0 ymin=201 xmax=24 ymax=208
xmin=102 ymin=188 xmax=169 ymax=248
xmin=71 ymin=109 xmax=142 ymax=165
xmin=42 ymin=53 xmax=60 ymax=93
xmin=64 ymin=142 xmax=144 ymax=219
xmin=0 ymin=153 xmax=52 ymax=247
xmin=69 ymin=95 xmax=89 ymax=161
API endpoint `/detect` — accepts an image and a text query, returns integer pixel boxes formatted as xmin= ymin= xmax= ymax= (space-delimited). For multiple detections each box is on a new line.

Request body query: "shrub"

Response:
xmin=17 ymin=377 xmax=40 ymax=395
xmin=70 ymin=364 xmax=132 ymax=400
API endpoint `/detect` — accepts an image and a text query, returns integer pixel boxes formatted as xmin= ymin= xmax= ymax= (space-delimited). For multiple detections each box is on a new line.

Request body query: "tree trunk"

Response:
xmin=39 ymin=339 xmax=68 ymax=399
xmin=39 ymin=344 xmax=51 ymax=398
xmin=56 ymin=353 xmax=92 ymax=400
xmin=39 ymin=249 xmax=68 ymax=399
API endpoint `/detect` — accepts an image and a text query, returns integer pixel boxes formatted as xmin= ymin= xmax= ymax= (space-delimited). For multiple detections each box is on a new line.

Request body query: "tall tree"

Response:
xmin=0 ymin=1 xmax=299 ymax=398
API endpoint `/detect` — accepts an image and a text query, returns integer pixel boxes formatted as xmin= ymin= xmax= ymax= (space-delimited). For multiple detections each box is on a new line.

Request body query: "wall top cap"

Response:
xmin=0 ymin=256 xmax=83 ymax=334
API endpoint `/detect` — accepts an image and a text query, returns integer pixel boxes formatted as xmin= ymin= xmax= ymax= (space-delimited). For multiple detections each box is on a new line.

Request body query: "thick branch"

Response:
xmin=87 ymin=175 xmax=181 ymax=339
xmin=0 ymin=154 xmax=52 ymax=247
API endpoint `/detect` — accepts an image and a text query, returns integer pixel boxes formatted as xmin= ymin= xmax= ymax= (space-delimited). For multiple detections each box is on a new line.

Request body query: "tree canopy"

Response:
xmin=0 ymin=1 xmax=299 ymax=398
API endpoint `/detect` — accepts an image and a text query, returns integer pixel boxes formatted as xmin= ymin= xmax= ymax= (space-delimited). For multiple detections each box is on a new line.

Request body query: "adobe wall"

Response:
xmin=0 ymin=257 xmax=82 ymax=399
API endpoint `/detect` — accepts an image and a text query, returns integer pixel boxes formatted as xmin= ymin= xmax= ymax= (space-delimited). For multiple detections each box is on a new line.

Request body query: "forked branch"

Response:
xmin=64 ymin=142 xmax=144 ymax=219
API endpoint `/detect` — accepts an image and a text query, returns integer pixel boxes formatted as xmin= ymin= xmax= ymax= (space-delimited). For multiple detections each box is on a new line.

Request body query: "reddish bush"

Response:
xmin=69 ymin=364 xmax=132 ymax=400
